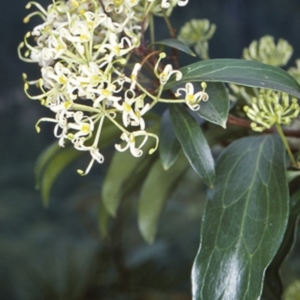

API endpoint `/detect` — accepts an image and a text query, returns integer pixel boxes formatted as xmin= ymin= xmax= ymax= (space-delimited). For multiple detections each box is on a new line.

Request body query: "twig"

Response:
xmin=227 ymin=114 xmax=300 ymax=138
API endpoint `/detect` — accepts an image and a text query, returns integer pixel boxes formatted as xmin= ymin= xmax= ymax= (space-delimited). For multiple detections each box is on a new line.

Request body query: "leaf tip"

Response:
xmin=108 ymin=208 xmax=117 ymax=217
xmin=144 ymin=235 xmax=155 ymax=245
xmin=162 ymin=163 xmax=170 ymax=171
xmin=42 ymin=198 xmax=49 ymax=208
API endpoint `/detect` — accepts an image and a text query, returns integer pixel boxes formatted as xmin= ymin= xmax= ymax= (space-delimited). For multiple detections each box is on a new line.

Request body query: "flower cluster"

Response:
xmin=230 ymin=35 xmax=294 ymax=103
xmin=243 ymin=89 xmax=300 ymax=132
xmin=243 ymin=35 xmax=293 ymax=67
xmin=288 ymin=59 xmax=300 ymax=85
xmin=178 ymin=19 xmax=216 ymax=60
xmin=19 ymin=0 xmax=208 ymax=175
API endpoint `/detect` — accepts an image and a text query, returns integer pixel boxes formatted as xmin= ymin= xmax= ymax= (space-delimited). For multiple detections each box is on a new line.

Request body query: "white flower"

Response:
xmin=154 ymin=52 xmax=182 ymax=85
xmin=115 ymin=130 xmax=159 ymax=157
xmin=76 ymin=144 xmax=105 ymax=176
xmin=113 ymin=91 xmax=149 ymax=129
xmin=115 ymin=131 xmax=146 ymax=157
xmin=159 ymin=64 xmax=182 ymax=85
xmin=41 ymin=62 xmax=72 ymax=89
xmin=129 ymin=63 xmax=141 ymax=90
xmin=67 ymin=111 xmax=94 ymax=141
xmin=93 ymin=80 xmax=123 ymax=107
xmin=176 ymin=82 xmax=209 ymax=111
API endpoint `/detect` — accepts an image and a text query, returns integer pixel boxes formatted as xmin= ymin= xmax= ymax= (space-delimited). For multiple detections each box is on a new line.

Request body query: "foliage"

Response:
xmin=19 ymin=0 xmax=300 ymax=299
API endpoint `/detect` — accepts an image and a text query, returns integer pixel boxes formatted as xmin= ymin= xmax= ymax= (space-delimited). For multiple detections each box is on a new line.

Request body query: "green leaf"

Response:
xmin=192 ymin=135 xmax=289 ymax=300
xmin=159 ymin=109 xmax=181 ymax=170
xmin=98 ymin=200 xmax=110 ymax=238
xmin=35 ymin=142 xmax=61 ymax=190
xmin=195 ymin=82 xmax=229 ymax=128
xmin=138 ymin=152 xmax=189 ymax=244
xmin=263 ymin=188 xmax=300 ymax=299
xmin=35 ymin=118 xmax=122 ymax=205
xmin=151 ymin=38 xmax=196 ymax=56
xmin=165 ymin=59 xmax=300 ymax=98
xmin=170 ymin=104 xmax=215 ymax=187
xmin=102 ymin=124 xmax=160 ymax=216
xmin=40 ymin=146 xmax=82 ymax=206
xmin=286 ymin=170 xmax=300 ymax=182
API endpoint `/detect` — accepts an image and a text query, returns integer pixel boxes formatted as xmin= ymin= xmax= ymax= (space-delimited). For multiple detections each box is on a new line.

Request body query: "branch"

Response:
xmin=227 ymin=114 xmax=300 ymax=138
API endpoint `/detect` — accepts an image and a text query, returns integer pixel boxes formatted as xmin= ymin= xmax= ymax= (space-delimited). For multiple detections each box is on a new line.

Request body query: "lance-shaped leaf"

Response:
xmin=102 ymin=147 xmax=156 ymax=217
xmin=35 ymin=119 xmax=122 ymax=205
xmin=40 ymin=146 xmax=82 ymax=206
xmin=165 ymin=59 xmax=300 ymax=98
xmin=195 ymin=82 xmax=229 ymax=128
xmin=151 ymin=38 xmax=196 ymax=56
xmin=102 ymin=124 xmax=159 ymax=216
xmin=98 ymin=200 xmax=110 ymax=238
xmin=159 ymin=109 xmax=181 ymax=170
xmin=138 ymin=152 xmax=189 ymax=244
xmin=170 ymin=104 xmax=215 ymax=187
xmin=263 ymin=188 xmax=300 ymax=299
xmin=192 ymin=135 xmax=289 ymax=300
xmin=35 ymin=142 xmax=61 ymax=190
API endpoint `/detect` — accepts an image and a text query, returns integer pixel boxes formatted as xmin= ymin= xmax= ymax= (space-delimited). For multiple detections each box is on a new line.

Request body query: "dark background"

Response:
xmin=1 ymin=0 xmax=300 ymax=299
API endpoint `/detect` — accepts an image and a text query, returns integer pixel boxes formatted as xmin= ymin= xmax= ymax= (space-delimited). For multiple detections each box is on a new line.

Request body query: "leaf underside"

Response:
xmin=151 ymin=38 xmax=196 ymax=56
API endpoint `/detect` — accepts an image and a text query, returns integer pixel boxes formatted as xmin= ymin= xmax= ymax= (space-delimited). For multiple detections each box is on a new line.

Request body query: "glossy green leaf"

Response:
xmin=159 ymin=109 xmax=181 ymax=170
xmin=195 ymin=82 xmax=229 ymax=128
xmin=263 ymin=188 xmax=300 ymax=299
xmin=138 ymin=152 xmax=189 ymax=244
xmin=151 ymin=38 xmax=196 ymax=56
xmin=192 ymin=135 xmax=289 ymax=300
xmin=102 ymin=124 xmax=159 ymax=216
xmin=41 ymin=146 xmax=82 ymax=206
xmin=170 ymin=104 xmax=215 ymax=187
xmin=165 ymin=59 xmax=300 ymax=98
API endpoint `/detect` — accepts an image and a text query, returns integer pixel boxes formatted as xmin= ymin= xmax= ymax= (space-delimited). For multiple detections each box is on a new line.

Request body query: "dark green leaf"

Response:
xmin=102 ymin=124 xmax=160 ymax=216
xmin=151 ymin=38 xmax=196 ymax=56
xmin=170 ymin=104 xmax=215 ymax=187
xmin=159 ymin=109 xmax=181 ymax=170
xmin=138 ymin=152 xmax=189 ymax=244
xmin=165 ymin=59 xmax=300 ymax=98
xmin=192 ymin=135 xmax=289 ymax=300
xmin=195 ymin=82 xmax=229 ymax=128
xmin=40 ymin=146 xmax=82 ymax=206
xmin=263 ymin=188 xmax=300 ymax=299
